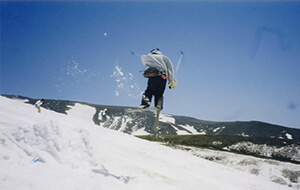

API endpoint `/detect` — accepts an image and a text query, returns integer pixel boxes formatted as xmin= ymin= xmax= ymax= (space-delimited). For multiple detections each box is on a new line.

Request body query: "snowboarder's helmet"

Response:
xmin=151 ymin=48 xmax=161 ymax=54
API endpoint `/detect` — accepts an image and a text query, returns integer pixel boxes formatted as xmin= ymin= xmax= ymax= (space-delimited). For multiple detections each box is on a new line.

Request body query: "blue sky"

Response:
xmin=1 ymin=1 xmax=300 ymax=129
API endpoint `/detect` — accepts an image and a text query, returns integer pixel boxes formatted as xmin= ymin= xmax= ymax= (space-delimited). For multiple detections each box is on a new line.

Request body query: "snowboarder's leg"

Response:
xmin=35 ymin=105 xmax=41 ymax=113
xmin=153 ymin=77 xmax=166 ymax=131
xmin=154 ymin=77 xmax=167 ymax=110
xmin=140 ymin=93 xmax=151 ymax=109
xmin=140 ymin=78 xmax=154 ymax=108
xmin=155 ymin=97 xmax=163 ymax=110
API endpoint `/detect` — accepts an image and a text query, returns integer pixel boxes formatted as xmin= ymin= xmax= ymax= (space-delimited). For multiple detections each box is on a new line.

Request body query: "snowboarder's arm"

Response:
xmin=163 ymin=56 xmax=177 ymax=89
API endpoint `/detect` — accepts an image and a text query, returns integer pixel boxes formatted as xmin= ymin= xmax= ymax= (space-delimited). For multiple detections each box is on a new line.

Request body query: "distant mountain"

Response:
xmin=4 ymin=95 xmax=299 ymax=140
xmin=3 ymin=95 xmax=300 ymax=163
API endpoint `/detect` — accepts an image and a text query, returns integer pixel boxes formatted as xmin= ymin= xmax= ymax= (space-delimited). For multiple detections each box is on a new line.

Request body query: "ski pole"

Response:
xmin=131 ymin=51 xmax=141 ymax=57
xmin=175 ymin=51 xmax=184 ymax=74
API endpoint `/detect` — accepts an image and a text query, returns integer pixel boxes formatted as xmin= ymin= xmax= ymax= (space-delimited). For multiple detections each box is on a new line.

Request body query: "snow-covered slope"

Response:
xmin=0 ymin=96 xmax=294 ymax=190
xmin=3 ymin=95 xmax=300 ymax=141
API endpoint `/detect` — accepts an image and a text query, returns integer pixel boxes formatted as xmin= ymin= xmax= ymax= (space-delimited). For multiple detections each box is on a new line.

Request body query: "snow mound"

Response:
xmin=0 ymin=96 xmax=291 ymax=190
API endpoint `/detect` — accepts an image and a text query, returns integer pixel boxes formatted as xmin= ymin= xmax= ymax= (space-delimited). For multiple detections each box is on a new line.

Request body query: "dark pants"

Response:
xmin=141 ymin=76 xmax=167 ymax=110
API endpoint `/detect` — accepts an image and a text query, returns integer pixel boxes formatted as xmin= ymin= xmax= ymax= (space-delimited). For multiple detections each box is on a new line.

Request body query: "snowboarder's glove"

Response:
xmin=168 ymin=79 xmax=178 ymax=89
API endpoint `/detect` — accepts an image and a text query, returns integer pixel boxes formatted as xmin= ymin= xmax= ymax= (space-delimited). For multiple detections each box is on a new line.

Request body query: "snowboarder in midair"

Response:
xmin=34 ymin=99 xmax=45 ymax=113
xmin=139 ymin=48 xmax=177 ymax=110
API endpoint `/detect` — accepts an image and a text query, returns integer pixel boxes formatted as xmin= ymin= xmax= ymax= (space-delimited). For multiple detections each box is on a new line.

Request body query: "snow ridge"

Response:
xmin=0 ymin=96 xmax=297 ymax=190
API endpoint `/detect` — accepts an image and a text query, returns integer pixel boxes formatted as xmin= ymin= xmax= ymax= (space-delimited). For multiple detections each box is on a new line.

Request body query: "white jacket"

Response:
xmin=141 ymin=52 xmax=175 ymax=84
xmin=34 ymin=100 xmax=43 ymax=107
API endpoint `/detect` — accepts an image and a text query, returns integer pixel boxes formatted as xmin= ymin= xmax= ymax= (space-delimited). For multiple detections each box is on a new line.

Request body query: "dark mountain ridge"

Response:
xmin=3 ymin=94 xmax=299 ymax=142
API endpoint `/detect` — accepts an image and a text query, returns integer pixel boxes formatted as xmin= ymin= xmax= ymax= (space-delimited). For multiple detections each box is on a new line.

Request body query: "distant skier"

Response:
xmin=139 ymin=48 xmax=177 ymax=110
xmin=34 ymin=99 xmax=45 ymax=113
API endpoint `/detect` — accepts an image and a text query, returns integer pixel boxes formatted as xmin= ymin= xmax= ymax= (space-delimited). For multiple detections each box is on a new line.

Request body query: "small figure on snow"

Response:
xmin=139 ymin=48 xmax=177 ymax=110
xmin=34 ymin=99 xmax=45 ymax=113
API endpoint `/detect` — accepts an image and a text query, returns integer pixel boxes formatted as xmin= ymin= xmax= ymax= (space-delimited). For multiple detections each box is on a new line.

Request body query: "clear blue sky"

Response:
xmin=1 ymin=1 xmax=300 ymax=129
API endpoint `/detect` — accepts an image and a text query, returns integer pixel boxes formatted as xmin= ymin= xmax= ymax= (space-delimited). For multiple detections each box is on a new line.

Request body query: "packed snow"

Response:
xmin=178 ymin=124 xmax=200 ymax=134
xmin=286 ymin=133 xmax=293 ymax=140
xmin=0 ymin=96 xmax=298 ymax=190
xmin=159 ymin=113 xmax=175 ymax=124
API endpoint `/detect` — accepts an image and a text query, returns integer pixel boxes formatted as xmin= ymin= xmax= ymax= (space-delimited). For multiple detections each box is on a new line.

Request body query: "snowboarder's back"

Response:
xmin=34 ymin=99 xmax=45 ymax=113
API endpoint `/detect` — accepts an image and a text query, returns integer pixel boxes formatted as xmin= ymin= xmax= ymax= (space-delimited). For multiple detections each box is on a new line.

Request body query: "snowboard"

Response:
xmin=153 ymin=98 xmax=162 ymax=131
xmin=126 ymin=101 xmax=162 ymax=131
xmin=126 ymin=107 xmax=157 ymax=113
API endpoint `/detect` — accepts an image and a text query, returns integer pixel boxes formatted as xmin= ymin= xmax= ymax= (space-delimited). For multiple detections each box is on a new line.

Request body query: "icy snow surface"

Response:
xmin=0 ymin=96 xmax=297 ymax=190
